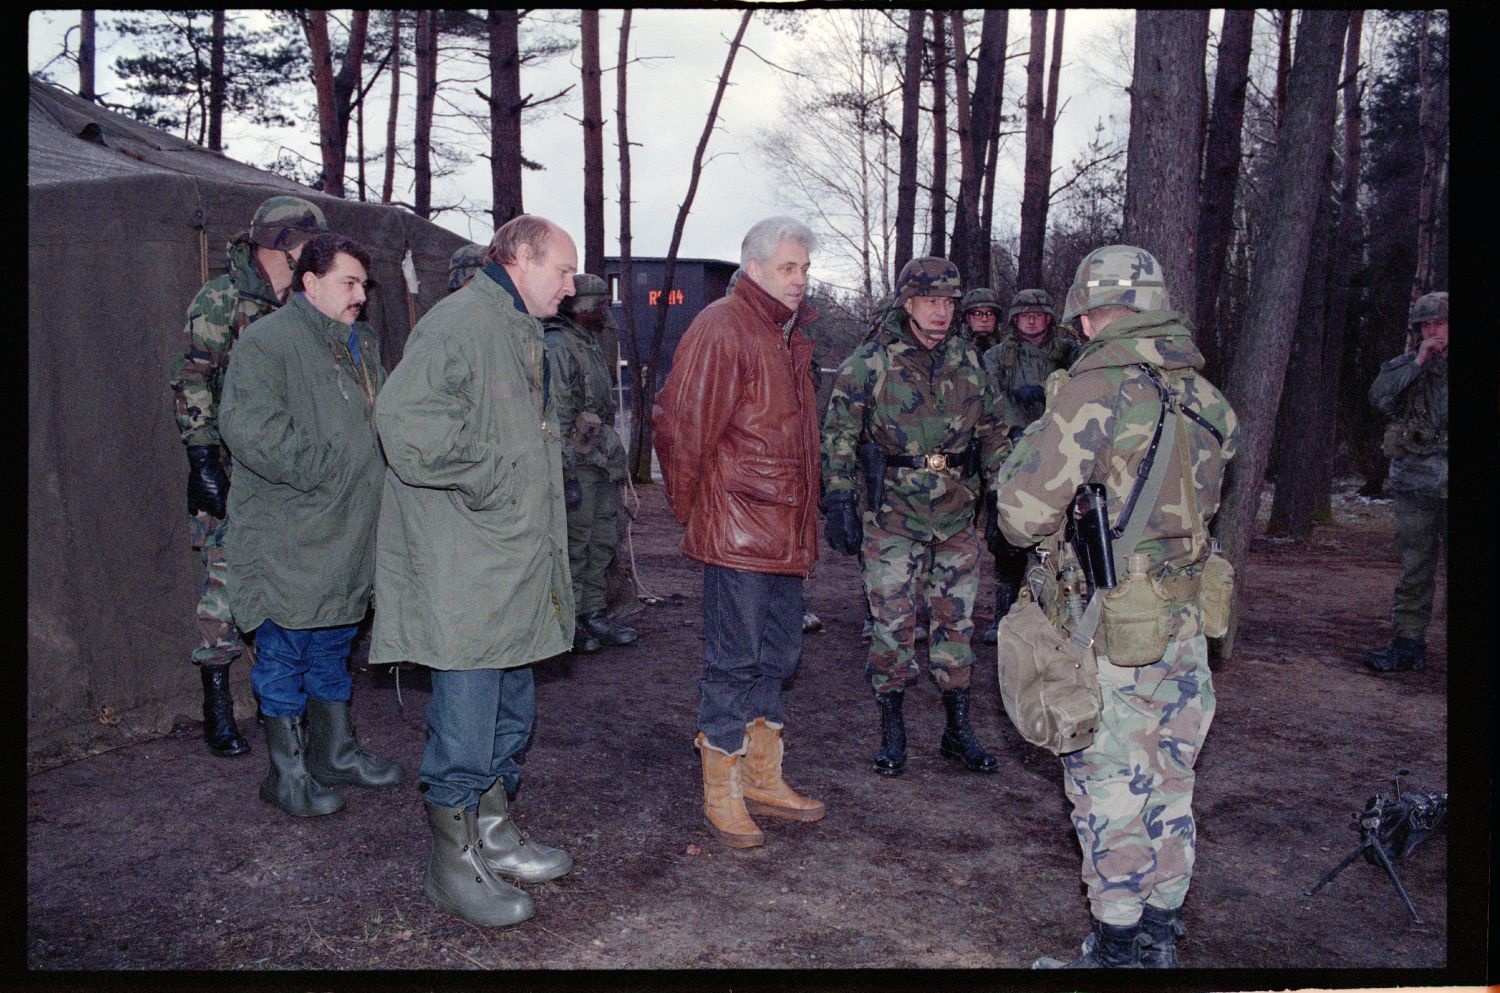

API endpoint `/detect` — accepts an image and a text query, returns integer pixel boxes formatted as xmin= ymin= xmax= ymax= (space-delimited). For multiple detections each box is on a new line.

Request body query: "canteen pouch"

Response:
xmin=1198 ymin=552 xmax=1235 ymax=639
xmin=1099 ymin=572 xmax=1173 ymax=667
xmin=997 ymin=597 xmax=1100 ymax=755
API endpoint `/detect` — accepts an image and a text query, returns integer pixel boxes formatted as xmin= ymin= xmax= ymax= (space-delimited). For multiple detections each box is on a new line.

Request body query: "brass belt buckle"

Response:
xmin=925 ymin=453 xmax=948 ymax=471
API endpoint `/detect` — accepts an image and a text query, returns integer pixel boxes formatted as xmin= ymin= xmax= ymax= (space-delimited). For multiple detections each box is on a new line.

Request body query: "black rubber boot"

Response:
xmin=939 ymin=688 xmax=999 ymax=772
xmin=259 ymin=715 xmax=344 ymax=817
xmin=1139 ymin=904 xmax=1185 ymax=968
xmin=981 ymin=582 xmax=1017 ymax=645
xmin=200 ymin=663 xmax=250 ymax=757
xmin=873 ymin=692 xmax=907 ymax=776
xmin=1364 ymin=636 xmax=1426 ymax=672
xmin=304 ymin=698 xmax=404 ymax=789
xmin=1032 ymin=916 xmax=1144 ymax=968
xmin=582 ymin=609 xmax=638 ymax=646
xmin=572 ymin=620 xmax=601 ymax=654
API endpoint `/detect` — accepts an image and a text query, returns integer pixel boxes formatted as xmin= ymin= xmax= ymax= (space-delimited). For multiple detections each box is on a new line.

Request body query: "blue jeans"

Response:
xmin=420 ymin=666 xmax=535 ymax=810
xmin=251 ymin=619 xmax=357 ymax=718
xmin=698 ymin=565 xmax=804 ymax=753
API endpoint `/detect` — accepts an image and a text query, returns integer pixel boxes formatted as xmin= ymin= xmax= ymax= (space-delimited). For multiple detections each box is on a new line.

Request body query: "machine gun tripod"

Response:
xmin=1305 ymin=769 xmax=1447 ymax=923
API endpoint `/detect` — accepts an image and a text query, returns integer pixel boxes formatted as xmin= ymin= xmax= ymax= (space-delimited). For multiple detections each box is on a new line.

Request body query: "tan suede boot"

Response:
xmin=742 ymin=718 xmax=825 ymax=822
xmin=694 ymin=732 xmax=763 ymax=849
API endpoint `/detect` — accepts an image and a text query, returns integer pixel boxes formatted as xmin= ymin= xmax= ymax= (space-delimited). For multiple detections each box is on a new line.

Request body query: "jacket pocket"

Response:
xmin=722 ymin=456 xmax=804 ymax=507
xmin=710 ymin=456 xmax=805 ymax=562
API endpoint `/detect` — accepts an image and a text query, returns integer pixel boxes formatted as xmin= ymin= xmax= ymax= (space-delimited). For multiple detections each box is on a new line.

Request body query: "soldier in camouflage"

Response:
xmin=168 ymin=195 xmax=328 ymax=758
xmin=958 ymin=287 xmax=1003 ymax=348
xmin=996 ymin=246 xmax=1238 ymax=969
xmin=1363 ymin=291 xmax=1448 ymax=673
xmin=822 ymin=257 xmax=1010 ymax=778
xmin=978 ymin=288 xmax=1080 ymax=644
xmin=448 ymin=243 xmax=487 ymax=292
xmin=543 ymin=273 xmax=638 ymax=653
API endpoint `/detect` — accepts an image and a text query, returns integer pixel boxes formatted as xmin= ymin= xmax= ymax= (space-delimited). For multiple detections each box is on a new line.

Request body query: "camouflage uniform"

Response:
xmin=169 ymin=238 xmax=289 ymax=667
xmin=1366 ymin=291 xmax=1448 ymax=663
xmin=997 ymin=246 xmax=1238 ymax=961
xmin=543 ymin=275 xmax=629 ymax=628
xmin=822 ymin=269 xmax=1009 ymax=695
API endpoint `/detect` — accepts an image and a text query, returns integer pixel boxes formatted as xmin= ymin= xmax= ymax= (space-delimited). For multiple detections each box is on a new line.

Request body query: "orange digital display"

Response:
xmin=647 ymin=289 xmax=685 ymax=306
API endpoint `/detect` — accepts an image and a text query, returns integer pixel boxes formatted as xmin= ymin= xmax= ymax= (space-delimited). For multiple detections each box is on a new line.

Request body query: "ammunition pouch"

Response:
xmin=1383 ymin=419 xmax=1448 ymax=459
xmin=996 ymin=591 xmax=1101 ymax=755
xmin=572 ymin=411 xmax=604 ymax=456
xmin=1198 ymin=552 xmax=1235 ymax=639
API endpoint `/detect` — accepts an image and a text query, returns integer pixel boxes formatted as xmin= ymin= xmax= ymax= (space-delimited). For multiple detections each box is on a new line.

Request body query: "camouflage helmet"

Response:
xmin=1007 ymin=288 xmax=1055 ymax=324
xmin=561 ymin=272 xmax=609 ymax=315
xmin=447 ymin=243 xmax=487 ymax=290
xmin=1408 ymin=291 xmax=1448 ymax=325
xmin=895 ymin=256 xmax=963 ymax=304
xmin=1062 ymin=245 xmax=1170 ymax=322
xmin=961 ymin=287 xmax=1003 ymax=314
xmin=249 ymin=196 xmax=328 ymax=252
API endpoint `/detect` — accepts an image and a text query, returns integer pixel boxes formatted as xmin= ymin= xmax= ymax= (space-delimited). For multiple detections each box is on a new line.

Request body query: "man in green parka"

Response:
xmin=372 ymin=214 xmax=578 ymax=928
xmin=219 ymin=233 xmax=404 ymax=820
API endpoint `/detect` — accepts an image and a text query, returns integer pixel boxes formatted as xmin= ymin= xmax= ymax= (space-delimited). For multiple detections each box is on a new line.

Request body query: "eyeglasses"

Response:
xmin=968 ymin=309 xmax=997 ymax=318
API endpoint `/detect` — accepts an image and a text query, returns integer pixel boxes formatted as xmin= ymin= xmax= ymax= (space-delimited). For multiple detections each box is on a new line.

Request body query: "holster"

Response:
xmin=858 ymin=441 xmax=886 ymax=511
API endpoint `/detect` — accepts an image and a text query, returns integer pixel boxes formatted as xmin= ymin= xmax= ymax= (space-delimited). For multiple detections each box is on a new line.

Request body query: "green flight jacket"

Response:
xmin=218 ymin=291 xmax=386 ymax=632
xmin=370 ymin=264 xmax=573 ymax=670
xmin=1369 ymin=351 xmax=1447 ymax=499
xmin=822 ymin=306 xmax=1009 ymax=543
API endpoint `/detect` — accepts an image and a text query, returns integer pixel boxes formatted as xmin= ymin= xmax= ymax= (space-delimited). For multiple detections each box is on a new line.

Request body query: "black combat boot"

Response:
xmin=200 ymin=663 xmax=250 ymax=757
xmin=1032 ymin=915 xmax=1144 ymax=968
xmin=1364 ymin=636 xmax=1426 ymax=672
xmin=939 ymin=688 xmax=998 ymax=772
xmin=581 ymin=609 xmax=639 ymax=646
xmin=572 ymin=619 xmax=601 ymax=654
xmin=981 ymin=582 xmax=1017 ymax=646
xmin=873 ymin=692 xmax=907 ymax=776
xmin=1139 ymin=904 xmax=1185 ymax=968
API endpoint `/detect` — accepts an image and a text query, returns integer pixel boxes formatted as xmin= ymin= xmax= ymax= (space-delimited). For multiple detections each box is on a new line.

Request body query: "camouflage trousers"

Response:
xmin=1391 ymin=491 xmax=1446 ymax=643
xmin=566 ymin=467 xmax=620 ymax=616
xmin=861 ymin=524 xmax=979 ymax=693
xmin=1061 ymin=633 xmax=1216 ymax=926
xmin=189 ymin=511 xmax=244 ymax=666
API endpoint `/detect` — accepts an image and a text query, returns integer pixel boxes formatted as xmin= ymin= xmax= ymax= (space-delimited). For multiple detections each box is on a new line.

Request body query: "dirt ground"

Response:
xmin=25 ymin=480 xmax=1459 ymax=985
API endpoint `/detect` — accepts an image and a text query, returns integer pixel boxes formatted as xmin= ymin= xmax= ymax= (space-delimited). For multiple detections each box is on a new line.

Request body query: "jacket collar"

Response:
xmin=480 ymin=261 xmax=528 ymax=315
xmin=1072 ymin=309 xmax=1204 ymax=375
xmin=287 ymin=290 xmax=354 ymax=343
xmin=733 ymin=274 xmax=818 ymax=331
xmin=227 ymin=236 xmax=282 ymax=309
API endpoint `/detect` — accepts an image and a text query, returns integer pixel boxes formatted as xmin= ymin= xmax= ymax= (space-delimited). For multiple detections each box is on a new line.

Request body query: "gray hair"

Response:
xmin=741 ymin=216 xmax=817 ymax=268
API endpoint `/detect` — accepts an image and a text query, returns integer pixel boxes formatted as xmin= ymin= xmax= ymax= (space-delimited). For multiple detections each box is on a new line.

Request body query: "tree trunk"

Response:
xmin=1276 ymin=11 xmax=1292 ymax=130
xmin=331 ymin=11 xmax=369 ymax=199
xmin=979 ymin=12 xmax=1009 ymax=287
xmin=306 ymin=12 xmax=340 ymax=192
xmin=1193 ymin=8 xmax=1254 ymax=385
xmin=1266 ymin=148 xmax=1335 ymax=538
xmin=382 ymin=12 xmax=402 ymax=205
xmin=1042 ymin=10 xmax=1065 ymax=199
xmin=616 ymin=12 xmax=647 ymax=483
xmin=632 ymin=11 xmax=752 ymax=485
xmin=893 ymin=8 xmax=925 ymax=277
xmin=1123 ymin=10 xmax=1208 ymax=326
xmin=581 ymin=10 xmax=606 ymax=277
xmin=207 ymin=11 xmax=225 ymax=152
xmin=1413 ymin=10 xmax=1445 ymax=297
xmin=1318 ymin=10 xmax=1364 ymax=514
xmin=1213 ymin=10 xmax=1350 ymax=661
xmin=79 ymin=11 xmax=95 ymax=102
xmin=928 ymin=10 xmax=948 ymax=260
xmin=1017 ymin=10 xmax=1049 ymax=288
xmin=489 ymin=10 xmax=525 ymax=225
xmin=952 ymin=11 xmax=1006 ymax=291
xmin=413 ymin=11 xmax=436 ymax=218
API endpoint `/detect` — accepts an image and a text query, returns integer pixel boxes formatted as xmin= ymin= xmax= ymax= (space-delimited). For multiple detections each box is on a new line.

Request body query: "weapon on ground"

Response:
xmin=1305 ymin=769 xmax=1448 ymax=923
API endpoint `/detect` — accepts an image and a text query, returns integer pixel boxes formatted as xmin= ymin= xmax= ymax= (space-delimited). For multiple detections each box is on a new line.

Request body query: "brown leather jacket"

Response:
xmin=652 ymin=276 xmax=821 ymax=577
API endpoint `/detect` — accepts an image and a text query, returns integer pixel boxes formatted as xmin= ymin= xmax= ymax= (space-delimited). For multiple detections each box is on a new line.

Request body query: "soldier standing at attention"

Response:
xmin=978 ymin=288 xmax=1079 ymax=644
xmin=821 ymin=257 xmax=1009 ymax=778
xmin=544 ymin=273 xmax=638 ymax=653
xmin=169 ymin=196 xmax=328 ymax=758
xmin=996 ymin=246 xmax=1238 ymax=968
xmin=1363 ymin=291 xmax=1448 ymax=672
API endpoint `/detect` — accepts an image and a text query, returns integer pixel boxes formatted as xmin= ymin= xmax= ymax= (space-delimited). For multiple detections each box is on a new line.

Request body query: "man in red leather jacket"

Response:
xmin=652 ymin=216 xmax=827 ymax=850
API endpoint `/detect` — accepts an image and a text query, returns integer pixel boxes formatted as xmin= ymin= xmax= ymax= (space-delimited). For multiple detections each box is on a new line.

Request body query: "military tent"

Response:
xmin=28 ymin=78 xmax=471 ymax=766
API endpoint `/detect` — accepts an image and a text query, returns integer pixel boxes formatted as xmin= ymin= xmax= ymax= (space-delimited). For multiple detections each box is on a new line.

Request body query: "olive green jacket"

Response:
xmin=369 ymin=264 xmax=573 ymax=670
xmin=1369 ymin=351 xmax=1447 ymax=499
xmin=218 ymin=291 xmax=386 ymax=632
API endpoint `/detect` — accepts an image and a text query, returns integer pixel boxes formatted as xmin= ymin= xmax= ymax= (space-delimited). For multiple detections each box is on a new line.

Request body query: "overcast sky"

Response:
xmin=30 ymin=9 xmax=1158 ymax=290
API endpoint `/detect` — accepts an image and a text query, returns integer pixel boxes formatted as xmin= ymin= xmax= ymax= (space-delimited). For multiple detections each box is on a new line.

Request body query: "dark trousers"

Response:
xmin=698 ymin=565 xmax=804 ymax=753
xmin=419 ymin=666 xmax=535 ymax=810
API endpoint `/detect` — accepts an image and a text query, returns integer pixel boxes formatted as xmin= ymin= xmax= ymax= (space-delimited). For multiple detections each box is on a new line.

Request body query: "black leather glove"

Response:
xmin=1006 ymin=425 xmax=1025 ymax=445
xmin=821 ymin=490 xmax=862 ymax=556
xmin=564 ymin=477 xmax=583 ymax=511
xmin=186 ymin=445 xmax=229 ymax=518
xmin=1012 ymin=383 xmax=1046 ymax=406
xmin=983 ymin=490 xmax=1003 ymax=555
